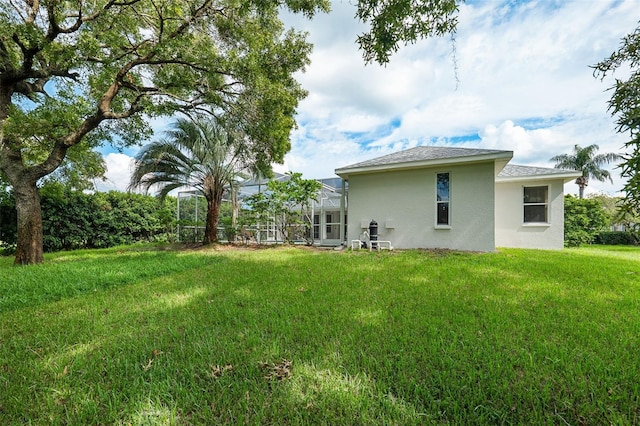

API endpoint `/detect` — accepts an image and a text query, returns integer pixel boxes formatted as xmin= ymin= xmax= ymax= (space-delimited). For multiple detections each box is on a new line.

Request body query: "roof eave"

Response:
xmin=496 ymin=172 xmax=581 ymax=183
xmin=336 ymin=152 xmax=514 ymax=178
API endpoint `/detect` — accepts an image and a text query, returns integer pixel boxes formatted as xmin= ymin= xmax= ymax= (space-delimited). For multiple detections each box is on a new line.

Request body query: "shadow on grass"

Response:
xmin=0 ymin=247 xmax=226 ymax=313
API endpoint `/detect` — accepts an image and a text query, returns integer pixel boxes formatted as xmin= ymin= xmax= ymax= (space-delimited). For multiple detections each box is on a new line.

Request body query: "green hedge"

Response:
xmin=0 ymin=185 xmax=176 ymax=253
xmin=595 ymin=231 xmax=639 ymax=246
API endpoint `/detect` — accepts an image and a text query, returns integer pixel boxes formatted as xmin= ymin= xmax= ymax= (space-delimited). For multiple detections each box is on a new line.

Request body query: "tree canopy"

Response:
xmin=593 ymin=23 xmax=640 ymax=214
xmin=355 ymin=0 xmax=460 ymax=64
xmin=0 ymin=0 xmax=327 ymax=174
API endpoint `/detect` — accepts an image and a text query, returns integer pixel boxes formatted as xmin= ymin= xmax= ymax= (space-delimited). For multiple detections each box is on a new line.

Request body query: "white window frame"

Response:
xmin=523 ymin=185 xmax=549 ymax=225
xmin=435 ymin=172 xmax=451 ymax=228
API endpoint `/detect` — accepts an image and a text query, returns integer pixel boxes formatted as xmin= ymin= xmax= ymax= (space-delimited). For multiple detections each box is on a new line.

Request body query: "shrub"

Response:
xmin=0 ymin=185 xmax=177 ymax=252
xmin=41 ymin=186 xmax=96 ymax=251
xmin=565 ymin=229 xmax=595 ymax=247
xmin=564 ymin=196 xmax=608 ymax=247
xmin=0 ymin=186 xmax=16 ymax=247
xmin=0 ymin=240 xmax=16 ymax=256
xmin=219 ymin=216 xmax=238 ymax=242
xmin=595 ymin=231 xmax=639 ymax=245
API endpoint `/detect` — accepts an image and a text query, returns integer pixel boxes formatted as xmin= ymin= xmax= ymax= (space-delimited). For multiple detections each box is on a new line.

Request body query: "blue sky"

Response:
xmin=99 ymin=0 xmax=639 ymax=196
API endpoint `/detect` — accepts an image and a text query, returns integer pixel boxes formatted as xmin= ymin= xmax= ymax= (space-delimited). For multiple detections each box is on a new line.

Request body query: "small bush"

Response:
xmin=0 ymin=240 xmax=16 ymax=256
xmin=564 ymin=196 xmax=608 ymax=247
xmin=565 ymin=229 xmax=595 ymax=247
xmin=595 ymin=231 xmax=639 ymax=245
xmin=220 ymin=216 xmax=238 ymax=242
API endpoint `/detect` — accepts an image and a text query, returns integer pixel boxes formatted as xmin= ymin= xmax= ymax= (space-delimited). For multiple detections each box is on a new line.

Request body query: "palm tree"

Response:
xmin=550 ymin=144 xmax=621 ymax=198
xmin=129 ymin=117 xmax=256 ymax=244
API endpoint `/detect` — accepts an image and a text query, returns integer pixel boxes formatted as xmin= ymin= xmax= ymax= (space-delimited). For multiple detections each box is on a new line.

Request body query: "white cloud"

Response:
xmin=95 ymin=153 xmax=134 ymax=192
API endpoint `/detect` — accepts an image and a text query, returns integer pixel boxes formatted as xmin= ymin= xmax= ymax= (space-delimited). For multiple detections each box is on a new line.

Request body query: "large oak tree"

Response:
xmin=0 ymin=0 xmax=329 ymax=264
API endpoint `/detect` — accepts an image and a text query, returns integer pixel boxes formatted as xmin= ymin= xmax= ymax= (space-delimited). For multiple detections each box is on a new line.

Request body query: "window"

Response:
xmin=523 ymin=186 xmax=548 ymax=223
xmin=436 ymin=172 xmax=450 ymax=226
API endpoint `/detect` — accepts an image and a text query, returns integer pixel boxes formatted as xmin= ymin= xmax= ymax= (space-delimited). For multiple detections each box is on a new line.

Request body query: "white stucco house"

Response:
xmin=335 ymin=146 xmax=581 ymax=251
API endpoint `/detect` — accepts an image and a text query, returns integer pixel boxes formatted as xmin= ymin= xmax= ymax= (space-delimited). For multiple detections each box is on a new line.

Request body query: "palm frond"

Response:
xmin=129 ymin=115 xmax=260 ymax=242
xmin=549 ymin=144 xmax=622 ymax=194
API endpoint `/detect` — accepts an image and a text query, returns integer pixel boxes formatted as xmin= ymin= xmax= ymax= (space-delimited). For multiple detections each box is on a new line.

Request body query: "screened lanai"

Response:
xmin=176 ymin=173 xmax=347 ymax=246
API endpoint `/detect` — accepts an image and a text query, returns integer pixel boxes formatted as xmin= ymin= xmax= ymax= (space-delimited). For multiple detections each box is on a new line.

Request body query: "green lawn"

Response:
xmin=1 ymin=245 xmax=639 ymax=425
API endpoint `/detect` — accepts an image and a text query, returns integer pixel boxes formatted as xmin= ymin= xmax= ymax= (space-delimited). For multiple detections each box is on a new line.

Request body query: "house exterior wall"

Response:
xmin=495 ymin=179 xmax=565 ymax=249
xmin=346 ymin=162 xmax=496 ymax=251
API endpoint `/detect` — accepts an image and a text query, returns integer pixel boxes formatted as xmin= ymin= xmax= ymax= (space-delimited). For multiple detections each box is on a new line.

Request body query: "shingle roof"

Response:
xmin=336 ymin=146 xmax=512 ymax=171
xmin=498 ymin=164 xmax=581 ymax=179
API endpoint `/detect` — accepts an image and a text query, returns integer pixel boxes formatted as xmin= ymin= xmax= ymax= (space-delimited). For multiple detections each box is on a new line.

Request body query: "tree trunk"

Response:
xmin=203 ymin=197 xmax=219 ymax=245
xmin=576 ymin=176 xmax=587 ymax=199
xmin=13 ymin=180 xmax=44 ymax=265
xmin=202 ymin=179 xmax=224 ymax=245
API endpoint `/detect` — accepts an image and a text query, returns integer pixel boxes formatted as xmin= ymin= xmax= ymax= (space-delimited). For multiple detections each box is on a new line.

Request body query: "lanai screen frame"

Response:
xmin=175 ymin=174 xmax=348 ymax=246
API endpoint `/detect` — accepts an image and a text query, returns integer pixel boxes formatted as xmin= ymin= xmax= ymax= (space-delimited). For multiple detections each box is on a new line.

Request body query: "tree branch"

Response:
xmin=46 ymin=1 xmax=83 ymax=39
xmin=145 ymin=59 xmax=209 ymax=72
xmin=13 ymin=77 xmax=49 ymax=99
xmin=167 ymin=0 xmax=215 ymax=41
xmin=27 ymin=0 xmax=39 ymax=24
xmin=11 ymin=33 xmax=42 ymax=83
xmin=82 ymin=0 xmax=143 ymax=23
